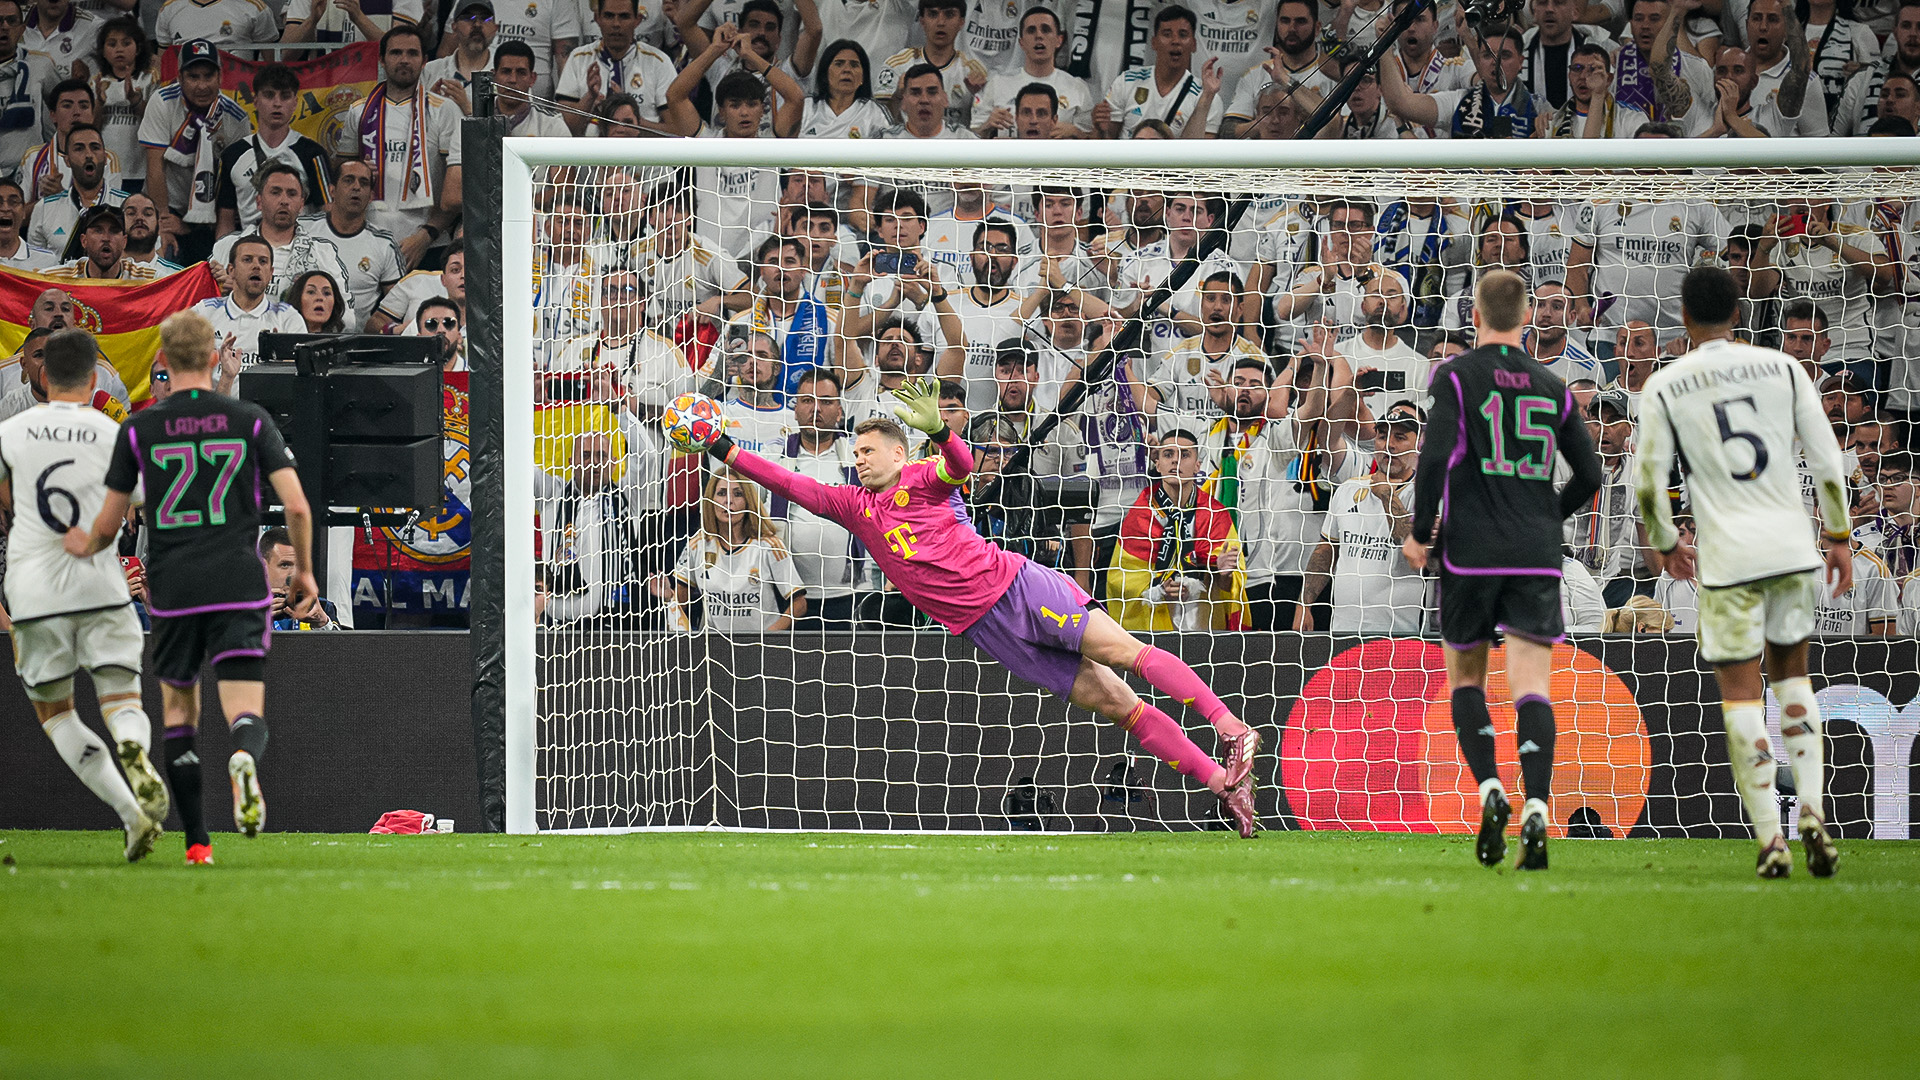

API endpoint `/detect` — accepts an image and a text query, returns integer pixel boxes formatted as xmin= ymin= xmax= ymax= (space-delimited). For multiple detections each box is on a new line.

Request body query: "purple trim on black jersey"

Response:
xmin=1498 ymin=623 xmax=1566 ymax=646
xmin=147 ymin=596 xmax=274 ymax=617
xmin=210 ymin=647 xmax=267 ymax=665
xmin=1444 ymin=637 xmax=1489 ymax=651
xmin=159 ymin=675 xmax=197 ymax=688
xmin=1447 ymin=372 xmax=1469 ymax=470
xmin=1442 ymin=555 xmax=1563 ymax=577
xmin=126 ymin=425 xmax=138 ymax=459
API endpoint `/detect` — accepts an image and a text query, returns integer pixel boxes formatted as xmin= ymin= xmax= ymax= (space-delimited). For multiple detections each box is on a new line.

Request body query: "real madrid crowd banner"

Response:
xmin=0 ymin=264 xmax=220 ymax=403
xmin=159 ymin=42 xmax=380 ymax=148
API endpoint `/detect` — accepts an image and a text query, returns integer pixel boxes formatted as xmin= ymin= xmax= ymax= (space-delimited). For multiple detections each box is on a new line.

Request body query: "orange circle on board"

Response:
xmin=1421 ymin=644 xmax=1649 ymax=838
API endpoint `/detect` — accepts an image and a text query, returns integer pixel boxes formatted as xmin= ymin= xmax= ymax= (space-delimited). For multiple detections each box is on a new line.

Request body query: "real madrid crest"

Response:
xmin=526 ymin=2 xmax=538 ymax=16
xmin=1668 ymin=215 xmax=1682 ymax=233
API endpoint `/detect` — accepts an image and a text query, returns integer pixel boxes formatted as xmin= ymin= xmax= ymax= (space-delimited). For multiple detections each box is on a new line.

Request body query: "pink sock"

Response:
xmin=1132 ymin=646 xmax=1249 ymax=738
xmin=1124 ymin=701 xmax=1226 ymax=793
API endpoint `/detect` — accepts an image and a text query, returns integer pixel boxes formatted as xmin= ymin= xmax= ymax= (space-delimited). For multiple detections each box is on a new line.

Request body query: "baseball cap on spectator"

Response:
xmin=180 ymin=39 xmax=220 ymax=72
xmin=1382 ymin=402 xmax=1424 ymax=431
xmin=1592 ymin=388 xmax=1632 ymax=422
xmin=455 ymin=0 xmax=495 ymax=16
xmin=73 ymin=203 xmax=124 ymax=234
xmin=1820 ymin=371 xmax=1868 ymax=396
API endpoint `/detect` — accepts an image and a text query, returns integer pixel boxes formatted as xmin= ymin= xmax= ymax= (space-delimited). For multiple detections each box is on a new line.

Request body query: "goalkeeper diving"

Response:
xmin=680 ymin=378 xmax=1262 ymax=836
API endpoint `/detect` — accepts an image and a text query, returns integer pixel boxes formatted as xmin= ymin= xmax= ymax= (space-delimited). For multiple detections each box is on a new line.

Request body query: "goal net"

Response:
xmin=499 ymin=137 xmax=1920 ymax=838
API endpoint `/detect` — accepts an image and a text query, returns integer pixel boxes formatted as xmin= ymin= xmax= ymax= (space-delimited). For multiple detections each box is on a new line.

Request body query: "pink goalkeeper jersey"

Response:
xmin=726 ymin=437 xmax=1025 ymax=632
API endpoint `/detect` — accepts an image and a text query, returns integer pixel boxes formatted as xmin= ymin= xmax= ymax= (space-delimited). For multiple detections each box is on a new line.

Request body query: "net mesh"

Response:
xmin=521 ymin=157 xmax=1920 ymax=837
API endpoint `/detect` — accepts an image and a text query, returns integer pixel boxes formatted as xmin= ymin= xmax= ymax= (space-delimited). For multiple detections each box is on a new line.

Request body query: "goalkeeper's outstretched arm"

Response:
xmin=711 ymin=438 xmax=852 ymax=523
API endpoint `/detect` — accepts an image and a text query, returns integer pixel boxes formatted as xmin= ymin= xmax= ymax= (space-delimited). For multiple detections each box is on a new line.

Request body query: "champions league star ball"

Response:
xmin=661 ymin=393 xmax=726 ymax=451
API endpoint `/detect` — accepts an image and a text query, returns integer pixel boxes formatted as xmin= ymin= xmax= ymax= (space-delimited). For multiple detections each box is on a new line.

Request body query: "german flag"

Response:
xmin=0 ymin=264 xmax=221 ymax=405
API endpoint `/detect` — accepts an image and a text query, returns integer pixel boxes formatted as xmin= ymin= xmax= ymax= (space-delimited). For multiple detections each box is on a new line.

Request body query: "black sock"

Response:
xmin=1450 ymin=686 xmax=1500 ymax=787
xmin=1515 ymin=694 xmax=1558 ymax=806
xmin=164 ymin=726 xmax=209 ymax=848
xmin=229 ymin=712 xmax=268 ymax=763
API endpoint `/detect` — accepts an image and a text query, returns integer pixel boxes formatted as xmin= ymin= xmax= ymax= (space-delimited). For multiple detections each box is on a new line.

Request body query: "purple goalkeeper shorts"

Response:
xmin=962 ymin=561 xmax=1096 ymax=699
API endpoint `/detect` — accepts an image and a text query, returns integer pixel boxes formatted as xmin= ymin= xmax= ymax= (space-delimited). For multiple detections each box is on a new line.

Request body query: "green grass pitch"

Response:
xmin=3 ymin=830 xmax=1917 ymax=1078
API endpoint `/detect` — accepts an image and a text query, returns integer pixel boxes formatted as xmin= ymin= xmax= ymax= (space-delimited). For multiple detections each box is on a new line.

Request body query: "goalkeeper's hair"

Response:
xmin=853 ymin=415 xmax=910 ymax=448
xmin=158 ymin=310 xmax=216 ymax=373
xmin=43 ymin=327 xmax=96 ymax=391
xmin=1682 ymin=265 xmax=1739 ymax=327
xmin=1474 ymin=269 xmax=1528 ymax=332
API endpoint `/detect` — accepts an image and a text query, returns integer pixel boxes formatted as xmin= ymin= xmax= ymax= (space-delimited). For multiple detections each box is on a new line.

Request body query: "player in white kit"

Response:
xmin=1634 ymin=266 xmax=1851 ymax=880
xmin=0 ymin=328 xmax=165 ymax=861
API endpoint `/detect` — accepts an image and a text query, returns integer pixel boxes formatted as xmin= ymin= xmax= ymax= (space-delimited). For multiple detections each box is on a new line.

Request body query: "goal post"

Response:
xmin=484 ymin=134 xmax=1920 ymax=837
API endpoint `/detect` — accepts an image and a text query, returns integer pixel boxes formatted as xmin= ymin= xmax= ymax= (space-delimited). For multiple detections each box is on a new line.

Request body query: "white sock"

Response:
xmin=103 ymin=701 xmax=150 ymax=754
xmin=1773 ymin=677 xmax=1825 ymax=825
xmin=1522 ymin=797 xmax=1550 ymax=824
xmin=1723 ymin=701 xmax=1782 ymax=845
xmin=44 ymin=711 xmax=142 ymax=828
xmin=1479 ymin=777 xmax=1506 ymax=805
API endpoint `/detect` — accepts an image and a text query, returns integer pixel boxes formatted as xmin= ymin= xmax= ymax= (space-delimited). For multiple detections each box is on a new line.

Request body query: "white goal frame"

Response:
xmin=499 ymin=135 xmax=1920 ymax=835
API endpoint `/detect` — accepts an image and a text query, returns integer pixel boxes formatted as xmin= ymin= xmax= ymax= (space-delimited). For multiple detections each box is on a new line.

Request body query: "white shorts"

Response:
xmin=1696 ymin=571 xmax=1819 ymax=665
xmin=11 ymin=605 xmax=144 ymax=698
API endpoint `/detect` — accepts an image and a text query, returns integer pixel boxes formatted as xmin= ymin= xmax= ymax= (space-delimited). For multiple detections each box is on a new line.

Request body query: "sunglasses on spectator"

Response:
xmin=422 ymin=318 xmax=460 ymax=331
xmin=151 ymin=370 xmax=170 ymax=383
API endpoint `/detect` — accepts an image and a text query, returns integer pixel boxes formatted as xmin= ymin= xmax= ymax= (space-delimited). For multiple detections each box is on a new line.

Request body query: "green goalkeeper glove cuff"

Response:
xmin=890 ymin=376 xmax=945 ymax=436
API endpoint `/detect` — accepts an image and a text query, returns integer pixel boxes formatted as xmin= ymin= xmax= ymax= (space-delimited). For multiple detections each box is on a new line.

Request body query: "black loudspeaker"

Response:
xmin=329 ymin=437 xmax=443 ymax=509
xmin=238 ymin=335 xmax=446 ymax=591
xmin=325 ymin=366 xmax=443 ymax=440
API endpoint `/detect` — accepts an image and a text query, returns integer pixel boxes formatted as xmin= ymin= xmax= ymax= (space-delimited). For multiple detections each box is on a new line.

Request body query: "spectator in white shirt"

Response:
xmin=0 ymin=0 xmax=56 ymax=185
xmin=333 ymin=26 xmax=464 ymax=269
xmin=89 ymin=17 xmax=153 ymax=193
xmin=1094 ymin=4 xmax=1227 ymax=139
xmin=492 ymin=40 xmax=573 ymax=136
xmin=154 ymin=0 xmax=277 ymax=46
xmin=798 ymin=38 xmax=892 ymax=137
xmin=25 ymin=121 xmax=120 ymax=255
xmin=555 ymin=0 xmax=679 ymax=135
xmin=973 ymin=6 xmax=1092 ymax=137
xmin=0 ymin=177 xmax=53 ymax=267
xmin=190 ymin=233 xmax=306 ymax=378
xmin=424 ymin=2 xmax=499 ymax=113
xmin=24 ymin=0 xmax=101 ymax=81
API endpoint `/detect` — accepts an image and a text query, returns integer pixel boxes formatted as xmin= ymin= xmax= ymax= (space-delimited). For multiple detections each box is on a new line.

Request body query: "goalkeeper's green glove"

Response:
xmin=890 ymin=376 xmax=949 ymax=440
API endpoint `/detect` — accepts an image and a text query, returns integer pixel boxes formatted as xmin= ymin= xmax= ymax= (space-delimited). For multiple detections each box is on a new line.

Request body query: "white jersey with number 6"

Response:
xmin=0 ymin=402 xmax=133 ymax=622
xmin=1634 ymin=338 xmax=1850 ymax=589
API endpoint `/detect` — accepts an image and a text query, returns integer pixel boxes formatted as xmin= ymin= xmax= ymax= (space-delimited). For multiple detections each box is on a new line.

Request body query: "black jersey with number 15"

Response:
xmin=104 ymin=389 xmax=296 ymax=614
xmin=1410 ymin=343 xmax=1604 ymax=574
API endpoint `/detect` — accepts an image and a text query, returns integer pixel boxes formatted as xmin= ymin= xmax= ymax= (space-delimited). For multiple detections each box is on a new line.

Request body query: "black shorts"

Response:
xmin=150 ymin=604 xmax=271 ymax=685
xmin=1437 ymin=571 xmax=1564 ymax=649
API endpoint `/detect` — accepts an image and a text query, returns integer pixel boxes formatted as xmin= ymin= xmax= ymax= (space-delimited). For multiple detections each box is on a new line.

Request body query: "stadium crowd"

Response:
xmin=0 ymin=0 xmax=1914 ymax=634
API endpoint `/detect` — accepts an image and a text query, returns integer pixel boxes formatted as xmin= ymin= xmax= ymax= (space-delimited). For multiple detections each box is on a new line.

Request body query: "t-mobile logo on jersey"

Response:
xmin=884 ymin=523 xmax=919 ymax=559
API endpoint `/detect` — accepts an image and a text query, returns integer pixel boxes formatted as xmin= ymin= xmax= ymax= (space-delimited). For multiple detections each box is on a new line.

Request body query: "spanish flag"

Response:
xmin=162 ymin=43 xmax=381 ymax=149
xmin=0 ymin=264 xmax=222 ymax=403
xmin=1109 ymin=484 xmax=1249 ymax=632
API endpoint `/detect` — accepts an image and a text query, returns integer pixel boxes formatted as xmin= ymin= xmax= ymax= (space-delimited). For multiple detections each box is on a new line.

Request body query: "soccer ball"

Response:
xmin=661 ymin=392 xmax=726 ymax=451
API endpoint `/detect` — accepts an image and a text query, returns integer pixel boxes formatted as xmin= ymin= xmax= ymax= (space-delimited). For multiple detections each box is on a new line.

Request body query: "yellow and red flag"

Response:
xmin=160 ymin=43 xmax=381 ymax=148
xmin=0 ymin=264 xmax=221 ymax=403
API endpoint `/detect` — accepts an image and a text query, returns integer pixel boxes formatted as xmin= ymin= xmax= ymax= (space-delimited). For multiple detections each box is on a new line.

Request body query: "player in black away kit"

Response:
xmin=67 ymin=311 xmax=316 ymax=865
xmin=1404 ymin=270 xmax=1604 ymax=871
